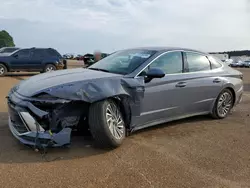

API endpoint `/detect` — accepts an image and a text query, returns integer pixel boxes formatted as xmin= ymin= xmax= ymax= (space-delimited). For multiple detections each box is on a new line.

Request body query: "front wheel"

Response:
xmin=0 ymin=64 xmax=7 ymax=76
xmin=88 ymin=99 xmax=126 ymax=148
xmin=211 ymin=89 xmax=234 ymax=119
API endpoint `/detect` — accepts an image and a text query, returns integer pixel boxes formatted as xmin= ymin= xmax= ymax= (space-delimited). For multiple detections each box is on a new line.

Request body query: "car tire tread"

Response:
xmin=42 ymin=64 xmax=57 ymax=73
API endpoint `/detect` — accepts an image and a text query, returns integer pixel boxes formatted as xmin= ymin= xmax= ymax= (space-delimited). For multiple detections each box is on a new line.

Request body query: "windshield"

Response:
xmin=88 ymin=49 xmax=157 ymax=75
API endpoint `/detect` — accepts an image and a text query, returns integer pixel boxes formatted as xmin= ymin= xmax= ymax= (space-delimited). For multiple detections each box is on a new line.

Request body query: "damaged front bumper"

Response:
xmin=7 ymin=91 xmax=72 ymax=148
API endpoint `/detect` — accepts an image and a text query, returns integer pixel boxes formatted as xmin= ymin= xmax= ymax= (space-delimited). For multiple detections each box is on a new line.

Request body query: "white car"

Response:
xmin=243 ymin=60 xmax=250 ymax=68
xmin=0 ymin=47 xmax=20 ymax=56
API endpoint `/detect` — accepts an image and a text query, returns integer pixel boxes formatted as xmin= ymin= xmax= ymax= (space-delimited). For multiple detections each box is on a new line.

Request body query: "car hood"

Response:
xmin=16 ymin=68 xmax=122 ymax=97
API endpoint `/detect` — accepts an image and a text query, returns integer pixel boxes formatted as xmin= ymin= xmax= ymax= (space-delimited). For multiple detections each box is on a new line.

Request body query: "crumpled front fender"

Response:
xmin=35 ymin=77 xmax=145 ymax=116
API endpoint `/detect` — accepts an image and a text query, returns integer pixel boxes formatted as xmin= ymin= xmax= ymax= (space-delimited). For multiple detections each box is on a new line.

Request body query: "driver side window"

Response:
xmin=16 ymin=49 xmax=30 ymax=58
xmin=139 ymin=51 xmax=183 ymax=76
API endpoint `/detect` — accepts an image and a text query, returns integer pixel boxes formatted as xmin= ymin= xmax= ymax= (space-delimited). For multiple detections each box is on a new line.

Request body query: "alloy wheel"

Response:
xmin=106 ymin=103 xmax=125 ymax=140
xmin=45 ymin=66 xmax=55 ymax=72
xmin=217 ymin=91 xmax=233 ymax=117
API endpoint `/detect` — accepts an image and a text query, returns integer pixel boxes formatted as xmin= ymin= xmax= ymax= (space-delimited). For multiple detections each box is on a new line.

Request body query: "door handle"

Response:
xmin=175 ymin=82 xmax=186 ymax=88
xmin=213 ymin=78 xmax=221 ymax=83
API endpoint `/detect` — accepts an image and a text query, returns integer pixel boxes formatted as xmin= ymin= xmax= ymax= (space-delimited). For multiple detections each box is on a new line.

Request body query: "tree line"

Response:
xmin=210 ymin=50 xmax=250 ymax=57
xmin=0 ymin=30 xmax=15 ymax=48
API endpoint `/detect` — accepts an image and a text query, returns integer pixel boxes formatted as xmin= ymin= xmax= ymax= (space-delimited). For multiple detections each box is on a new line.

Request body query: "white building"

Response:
xmin=230 ymin=55 xmax=250 ymax=62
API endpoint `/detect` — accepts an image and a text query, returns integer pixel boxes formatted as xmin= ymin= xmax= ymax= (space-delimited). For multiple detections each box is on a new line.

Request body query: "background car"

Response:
xmin=243 ymin=60 xmax=250 ymax=68
xmin=75 ymin=54 xmax=84 ymax=61
xmin=0 ymin=47 xmax=67 ymax=76
xmin=0 ymin=47 xmax=20 ymax=56
xmin=230 ymin=60 xmax=244 ymax=67
xmin=63 ymin=53 xmax=74 ymax=59
xmin=7 ymin=47 xmax=243 ymax=149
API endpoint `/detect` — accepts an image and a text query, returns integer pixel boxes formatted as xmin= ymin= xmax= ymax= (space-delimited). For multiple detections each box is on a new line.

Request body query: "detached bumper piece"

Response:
xmin=8 ymin=102 xmax=72 ymax=148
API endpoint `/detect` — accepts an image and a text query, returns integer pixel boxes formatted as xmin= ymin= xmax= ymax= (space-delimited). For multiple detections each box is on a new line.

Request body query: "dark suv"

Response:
xmin=0 ymin=48 xmax=67 ymax=76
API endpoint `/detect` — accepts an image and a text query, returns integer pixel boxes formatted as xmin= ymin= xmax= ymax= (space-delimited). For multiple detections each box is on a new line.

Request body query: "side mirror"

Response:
xmin=145 ymin=68 xmax=165 ymax=83
xmin=146 ymin=68 xmax=165 ymax=78
xmin=13 ymin=54 xmax=18 ymax=58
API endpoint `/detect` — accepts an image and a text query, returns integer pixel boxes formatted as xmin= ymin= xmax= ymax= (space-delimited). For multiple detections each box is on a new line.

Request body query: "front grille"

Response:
xmin=8 ymin=103 xmax=29 ymax=134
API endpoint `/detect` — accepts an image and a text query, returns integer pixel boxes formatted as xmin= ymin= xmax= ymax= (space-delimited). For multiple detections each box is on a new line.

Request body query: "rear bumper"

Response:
xmin=55 ymin=64 xmax=65 ymax=70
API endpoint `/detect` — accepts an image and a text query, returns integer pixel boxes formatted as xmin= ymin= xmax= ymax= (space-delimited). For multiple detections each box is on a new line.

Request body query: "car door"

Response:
xmin=180 ymin=51 xmax=224 ymax=114
xmin=133 ymin=51 xmax=189 ymax=127
xmin=10 ymin=49 xmax=31 ymax=70
xmin=29 ymin=49 xmax=45 ymax=70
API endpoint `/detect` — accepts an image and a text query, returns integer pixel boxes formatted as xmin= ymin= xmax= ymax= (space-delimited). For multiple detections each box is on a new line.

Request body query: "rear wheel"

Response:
xmin=211 ymin=89 xmax=234 ymax=119
xmin=44 ymin=64 xmax=56 ymax=73
xmin=88 ymin=99 xmax=126 ymax=148
xmin=0 ymin=64 xmax=7 ymax=76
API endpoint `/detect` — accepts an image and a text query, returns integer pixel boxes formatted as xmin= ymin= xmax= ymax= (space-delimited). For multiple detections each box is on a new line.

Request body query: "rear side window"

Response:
xmin=32 ymin=49 xmax=46 ymax=58
xmin=46 ymin=49 xmax=62 ymax=58
xmin=208 ymin=56 xmax=222 ymax=69
xmin=185 ymin=52 xmax=211 ymax=72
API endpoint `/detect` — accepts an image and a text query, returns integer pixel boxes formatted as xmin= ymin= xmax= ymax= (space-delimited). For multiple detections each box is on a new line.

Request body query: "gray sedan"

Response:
xmin=7 ymin=47 xmax=243 ymax=149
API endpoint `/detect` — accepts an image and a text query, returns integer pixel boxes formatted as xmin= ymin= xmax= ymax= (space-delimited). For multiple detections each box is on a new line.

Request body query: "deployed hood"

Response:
xmin=16 ymin=68 xmax=121 ymax=97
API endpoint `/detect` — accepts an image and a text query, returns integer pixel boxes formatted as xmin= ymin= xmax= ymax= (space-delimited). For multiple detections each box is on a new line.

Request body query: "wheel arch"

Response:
xmin=44 ymin=62 xmax=57 ymax=67
xmin=43 ymin=62 xmax=57 ymax=72
xmin=108 ymin=95 xmax=132 ymax=130
xmin=224 ymin=87 xmax=236 ymax=105
xmin=221 ymin=82 xmax=236 ymax=105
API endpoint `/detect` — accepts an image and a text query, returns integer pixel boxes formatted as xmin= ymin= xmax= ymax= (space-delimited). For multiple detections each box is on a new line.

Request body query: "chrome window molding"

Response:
xmin=134 ymin=50 xmax=224 ymax=78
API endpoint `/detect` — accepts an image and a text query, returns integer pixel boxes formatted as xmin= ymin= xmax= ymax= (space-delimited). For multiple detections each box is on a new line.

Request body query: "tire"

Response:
xmin=211 ymin=89 xmax=234 ymax=119
xmin=0 ymin=64 xmax=7 ymax=76
xmin=88 ymin=99 xmax=126 ymax=148
xmin=43 ymin=64 xmax=56 ymax=73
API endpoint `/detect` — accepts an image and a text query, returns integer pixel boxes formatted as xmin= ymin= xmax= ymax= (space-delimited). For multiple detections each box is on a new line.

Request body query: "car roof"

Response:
xmin=30 ymin=48 xmax=55 ymax=50
xmin=122 ymin=46 xmax=208 ymax=54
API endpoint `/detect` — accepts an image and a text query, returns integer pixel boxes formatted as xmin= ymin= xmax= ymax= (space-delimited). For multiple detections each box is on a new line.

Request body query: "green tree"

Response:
xmin=0 ymin=30 xmax=15 ymax=48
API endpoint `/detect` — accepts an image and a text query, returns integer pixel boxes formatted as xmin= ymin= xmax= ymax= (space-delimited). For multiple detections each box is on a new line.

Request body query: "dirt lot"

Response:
xmin=0 ymin=62 xmax=250 ymax=188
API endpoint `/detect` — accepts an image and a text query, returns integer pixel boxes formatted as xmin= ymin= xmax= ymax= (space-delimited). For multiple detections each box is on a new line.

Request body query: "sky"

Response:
xmin=0 ymin=0 xmax=250 ymax=54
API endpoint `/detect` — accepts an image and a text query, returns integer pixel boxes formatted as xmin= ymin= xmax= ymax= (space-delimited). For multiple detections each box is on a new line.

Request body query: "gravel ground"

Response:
xmin=0 ymin=63 xmax=250 ymax=188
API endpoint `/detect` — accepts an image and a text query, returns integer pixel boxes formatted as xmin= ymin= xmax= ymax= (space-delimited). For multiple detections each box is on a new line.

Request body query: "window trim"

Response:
xmin=134 ymin=50 xmax=224 ymax=78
